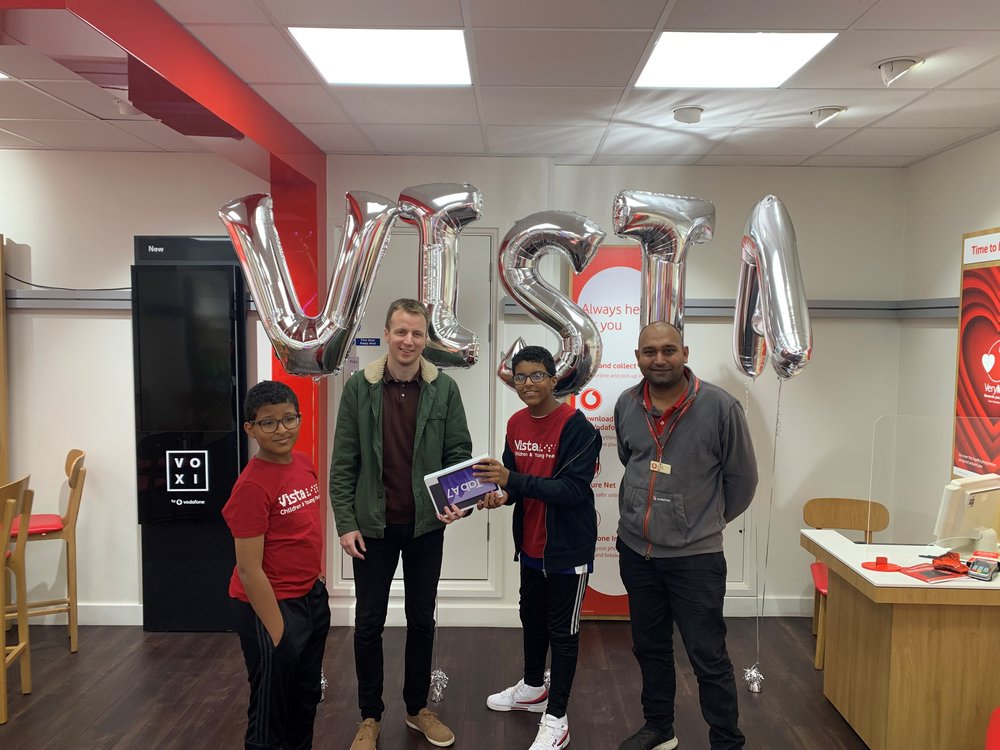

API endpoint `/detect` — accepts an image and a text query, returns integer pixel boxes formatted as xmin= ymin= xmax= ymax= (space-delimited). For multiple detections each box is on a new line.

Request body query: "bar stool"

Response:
xmin=4 ymin=450 xmax=86 ymax=652
xmin=1 ymin=475 xmax=33 ymax=725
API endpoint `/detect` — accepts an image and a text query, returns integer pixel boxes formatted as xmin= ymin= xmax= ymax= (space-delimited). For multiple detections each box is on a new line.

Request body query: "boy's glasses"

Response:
xmin=513 ymin=371 xmax=551 ymax=385
xmin=248 ymin=414 xmax=302 ymax=433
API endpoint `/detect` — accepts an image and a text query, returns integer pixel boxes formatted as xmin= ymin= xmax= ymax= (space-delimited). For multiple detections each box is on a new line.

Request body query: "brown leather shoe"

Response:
xmin=405 ymin=708 xmax=455 ymax=747
xmin=350 ymin=718 xmax=379 ymax=750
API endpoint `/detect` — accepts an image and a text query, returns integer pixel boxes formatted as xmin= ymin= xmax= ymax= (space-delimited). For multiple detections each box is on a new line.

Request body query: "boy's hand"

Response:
xmin=437 ymin=504 xmax=466 ymax=524
xmin=473 ymin=458 xmax=510 ymax=488
xmin=476 ymin=489 xmax=508 ymax=510
xmin=340 ymin=530 xmax=367 ymax=560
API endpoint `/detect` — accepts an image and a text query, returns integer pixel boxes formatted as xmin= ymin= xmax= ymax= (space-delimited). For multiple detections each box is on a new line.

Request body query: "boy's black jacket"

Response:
xmin=502 ymin=409 xmax=602 ymax=571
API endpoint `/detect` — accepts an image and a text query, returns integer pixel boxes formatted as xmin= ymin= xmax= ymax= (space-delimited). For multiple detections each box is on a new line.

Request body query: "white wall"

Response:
xmin=7 ymin=137 xmax=993 ymax=626
xmin=1 ymin=150 xmax=266 ymax=625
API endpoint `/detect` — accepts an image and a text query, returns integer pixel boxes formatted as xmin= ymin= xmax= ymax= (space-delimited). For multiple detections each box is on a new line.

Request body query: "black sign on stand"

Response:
xmin=132 ymin=236 xmax=248 ymax=631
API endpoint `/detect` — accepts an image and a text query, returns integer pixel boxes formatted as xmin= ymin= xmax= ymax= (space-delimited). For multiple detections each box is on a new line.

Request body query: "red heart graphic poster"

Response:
xmin=954 ymin=264 xmax=1000 ymax=474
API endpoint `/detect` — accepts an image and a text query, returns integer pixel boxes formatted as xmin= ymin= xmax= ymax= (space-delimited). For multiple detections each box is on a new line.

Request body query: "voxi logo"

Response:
xmin=166 ymin=450 xmax=209 ymax=492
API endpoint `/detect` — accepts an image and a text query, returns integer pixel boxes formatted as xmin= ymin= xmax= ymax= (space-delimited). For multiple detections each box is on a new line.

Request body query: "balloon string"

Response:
xmin=755 ymin=379 xmax=782 ymax=661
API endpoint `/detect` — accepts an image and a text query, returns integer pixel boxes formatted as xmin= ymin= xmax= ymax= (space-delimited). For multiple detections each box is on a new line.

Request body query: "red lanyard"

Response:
xmin=643 ymin=378 xmax=700 ymax=462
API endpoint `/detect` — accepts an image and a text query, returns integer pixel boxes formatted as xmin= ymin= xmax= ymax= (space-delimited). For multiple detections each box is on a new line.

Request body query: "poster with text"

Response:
xmin=569 ymin=246 xmax=641 ymax=617
xmin=954 ymin=228 xmax=1000 ymax=476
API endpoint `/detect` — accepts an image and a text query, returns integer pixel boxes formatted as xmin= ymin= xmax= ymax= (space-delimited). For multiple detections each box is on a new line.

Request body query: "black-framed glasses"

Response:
xmin=248 ymin=414 xmax=302 ymax=433
xmin=513 ymin=371 xmax=551 ymax=385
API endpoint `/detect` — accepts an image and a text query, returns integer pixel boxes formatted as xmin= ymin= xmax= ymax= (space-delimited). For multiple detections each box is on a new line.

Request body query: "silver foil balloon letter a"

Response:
xmin=613 ymin=190 xmax=715 ymax=332
xmin=734 ymin=194 xmax=812 ymax=380
xmin=497 ymin=211 xmax=605 ymax=397
xmin=219 ymin=192 xmax=398 ymax=376
xmin=397 ymin=183 xmax=483 ymax=368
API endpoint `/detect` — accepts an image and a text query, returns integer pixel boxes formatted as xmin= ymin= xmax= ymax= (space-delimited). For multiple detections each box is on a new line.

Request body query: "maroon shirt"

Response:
xmin=382 ymin=370 xmax=421 ymax=524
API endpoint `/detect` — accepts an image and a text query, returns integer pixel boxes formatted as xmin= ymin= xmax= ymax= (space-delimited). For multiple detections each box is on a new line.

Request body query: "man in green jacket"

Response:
xmin=331 ymin=298 xmax=472 ymax=750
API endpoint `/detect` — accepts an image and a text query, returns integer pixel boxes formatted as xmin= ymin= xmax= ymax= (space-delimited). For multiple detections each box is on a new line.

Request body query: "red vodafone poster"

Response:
xmin=954 ymin=231 xmax=1000 ymax=475
xmin=569 ymin=246 xmax=641 ymax=617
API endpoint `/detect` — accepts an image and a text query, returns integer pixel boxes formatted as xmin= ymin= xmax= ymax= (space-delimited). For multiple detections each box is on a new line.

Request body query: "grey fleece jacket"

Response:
xmin=614 ymin=368 xmax=758 ymax=558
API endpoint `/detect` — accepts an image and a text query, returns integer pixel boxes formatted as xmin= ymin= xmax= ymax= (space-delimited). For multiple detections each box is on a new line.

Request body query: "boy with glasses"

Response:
xmin=223 ymin=380 xmax=330 ymax=750
xmin=472 ymin=346 xmax=601 ymax=750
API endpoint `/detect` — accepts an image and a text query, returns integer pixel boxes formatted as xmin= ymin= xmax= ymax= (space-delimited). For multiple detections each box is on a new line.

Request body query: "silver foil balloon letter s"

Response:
xmin=734 ymin=195 xmax=812 ymax=380
xmin=219 ymin=192 xmax=398 ymax=376
xmin=398 ymin=183 xmax=483 ymax=368
xmin=497 ymin=211 xmax=605 ymax=397
xmin=613 ymin=190 xmax=715 ymax=332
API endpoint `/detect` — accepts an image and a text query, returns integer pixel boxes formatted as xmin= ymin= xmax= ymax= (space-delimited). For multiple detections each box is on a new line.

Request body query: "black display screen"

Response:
xmin=133 ymin=265 xmax=239 ymax=432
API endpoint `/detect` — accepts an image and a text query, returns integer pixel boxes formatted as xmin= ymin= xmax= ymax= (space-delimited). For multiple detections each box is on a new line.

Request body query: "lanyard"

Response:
xmin=642 ymin=377 xmax=700 ymax=463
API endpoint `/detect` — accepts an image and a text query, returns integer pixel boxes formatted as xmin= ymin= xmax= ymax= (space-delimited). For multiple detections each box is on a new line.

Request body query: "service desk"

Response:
xmin=800 ymin=529 xmax=1000 ymax=750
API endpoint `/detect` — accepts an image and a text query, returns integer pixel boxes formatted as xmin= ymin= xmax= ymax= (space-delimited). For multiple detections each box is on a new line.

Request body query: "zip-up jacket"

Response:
xmin=614 ymin=368 xmax=757 ymax=558
xmin=330 ymin=354 xmax=472 ymax=539
xmin=502 ymin=408 xmax=602 ymax=571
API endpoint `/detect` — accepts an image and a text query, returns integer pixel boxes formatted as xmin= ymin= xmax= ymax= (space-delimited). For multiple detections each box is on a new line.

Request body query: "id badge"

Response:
xmin=650 ymin=460 xmax=671 ymax=476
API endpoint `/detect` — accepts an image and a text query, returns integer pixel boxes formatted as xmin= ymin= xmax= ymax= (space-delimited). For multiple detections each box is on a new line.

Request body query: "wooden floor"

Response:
xmin=1 ymin=617 xmax=865 ymax=749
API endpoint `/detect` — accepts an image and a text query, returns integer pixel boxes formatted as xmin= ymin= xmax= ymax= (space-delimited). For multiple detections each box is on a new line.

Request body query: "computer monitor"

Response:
xmin=934 ymin=473 xmax=1000 ymax=554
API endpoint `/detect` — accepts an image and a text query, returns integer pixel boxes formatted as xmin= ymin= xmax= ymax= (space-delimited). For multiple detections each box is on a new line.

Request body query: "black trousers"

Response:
xmin=520 ymin=564 xmax=588 ymax=719
xmin=353 ymin=523 xmax=444 ymax=720
xmin=232 ymin=578 xmax=331 ymax=750
xmin=617 ymin=540 xmax=744 ymax=750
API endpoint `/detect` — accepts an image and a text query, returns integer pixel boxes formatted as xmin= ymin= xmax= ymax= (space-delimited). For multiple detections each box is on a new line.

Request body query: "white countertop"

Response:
xmin=801 ymin=528 xmax=1000 ymax=590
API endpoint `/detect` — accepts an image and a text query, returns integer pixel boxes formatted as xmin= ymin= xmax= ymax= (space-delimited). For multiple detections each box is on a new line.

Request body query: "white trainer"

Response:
xmin=529 ymin=713 xmax=570 ymax=750
xmin=486 ymin=679 xmax=548 ymax=713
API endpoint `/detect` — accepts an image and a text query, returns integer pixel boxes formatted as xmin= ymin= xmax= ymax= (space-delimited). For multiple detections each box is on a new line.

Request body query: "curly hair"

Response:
xmin=244 ymin=380 xmax=299 ymax=421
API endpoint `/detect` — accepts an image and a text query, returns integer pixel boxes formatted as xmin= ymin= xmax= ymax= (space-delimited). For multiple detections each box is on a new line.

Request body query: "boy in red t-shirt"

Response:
xmin=473 ymin=346 xmax=601 ymax=750
xmin=223 ymin=380 xmax=329 ymax=750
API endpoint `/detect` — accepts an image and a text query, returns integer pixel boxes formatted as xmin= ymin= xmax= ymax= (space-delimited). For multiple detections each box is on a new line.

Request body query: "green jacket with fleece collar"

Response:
xmin=330 ymin=353 xmax=472 ymax=539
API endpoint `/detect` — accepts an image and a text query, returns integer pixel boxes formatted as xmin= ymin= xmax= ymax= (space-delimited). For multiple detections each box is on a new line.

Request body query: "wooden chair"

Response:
xmin=4 ymin=450 xmax=86 ymax=652
xmin=1 ymin=476 xmax=33 ymax=725
xmin=803 ymin=497 xmax=890 ymax=670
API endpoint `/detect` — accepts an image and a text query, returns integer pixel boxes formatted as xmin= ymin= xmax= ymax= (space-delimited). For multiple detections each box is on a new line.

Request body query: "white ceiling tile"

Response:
xmin=251 ymin=84 xmax=351 ymax=123
xmin=602 ymin=125 xmax=730 ymax=155
xmin=617 ymin=89 xmax=776 ymax=129
xmin=0 ymin=45 xmax=83 ymax=81
xmin=365 ymin=124 xmax=485 ymax=154
xmin=473 ymin=30 xmax=649 ymax=86
xmin=186 ymin=24 xmax=318 ymax=84
xmin=666 ymin=0 xmax=879 ymax=30
xmin=113 ymin=120 xmax=210 ymax=152
xmin=2 ymin=9 xmax=123 ymax=60
xmin=487 ymin=125 xmax=604 ymax=155
xmin=784 ymin=30 xmax=1000 ymax=89
xmin=802 ymin=154 xmax=917 ymax=167
xmin=154 ymin=0 xmax=270 ymax=24
xmin=874 ymin=90 xmax=1000 ymax=128
xmin=332 ymin=87 xmax=478 ymax=125
xmin=0 ymin=119 xmax=160 ymax=150
xmin=0 ymin=80 xmax=94 ymax=119
xmin=747 ymin=88 xmax=923 ymax=128
xmin=259 ymin=0 xmax=464 ymax=27
xmin=696 ymin=154 xmax=806 ymax=166
xmin=0 ymin=126 xmax=45 ymax=149
xmin=295 ymin=123 xmax=376 ymax=152
xmin=946 ymin=58 xmax=1000 ymax=89
xmin=480 ymin=87 xmax=621 ymax=126
xmin=30 ymin=80 xmax=148 ymax=120
xmin=468 ymin=0 xmax=669 ymax=29
xmin=822 ymin=127 xmax=986 ymax=156
xmin=708 ymin=127 xmax=847 ymax=155
xmin=856 ymin=0 xmax=1000 ymax=30
xmin=592 ymin=153 xmax=702 ymax=166
xmin=554 ymin=154 xmax=595 ymax=165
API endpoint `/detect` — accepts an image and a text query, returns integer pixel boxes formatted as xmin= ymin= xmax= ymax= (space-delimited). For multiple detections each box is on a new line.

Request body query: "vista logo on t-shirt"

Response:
xmin=277 ymin=482 xmax=320 ymax=515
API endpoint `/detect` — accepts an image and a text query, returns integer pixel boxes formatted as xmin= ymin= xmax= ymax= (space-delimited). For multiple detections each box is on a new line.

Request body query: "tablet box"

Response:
xmin=424 ymin=454 xmax=499 ymax=514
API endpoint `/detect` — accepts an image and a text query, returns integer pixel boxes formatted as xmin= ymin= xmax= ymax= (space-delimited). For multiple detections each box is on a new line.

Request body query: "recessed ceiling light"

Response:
xmin=636 ymin=32 xmax=837 ymax=88
xmin=0 ymin=70 xmax=9 ymax=80
xmin=673 ymin=105 xmax=704 ymax=124
xmin=289 ymin=28 xmax=471 ymax=85
xmin=875 ymin=57 xmax=922 ymax=87
xmin=809 ymin=106 xmax=846 ymax=127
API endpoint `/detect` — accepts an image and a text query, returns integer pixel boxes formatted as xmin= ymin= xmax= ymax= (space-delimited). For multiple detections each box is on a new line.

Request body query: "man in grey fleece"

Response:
xmin=614 ymin=321 xmax=758 ymax=750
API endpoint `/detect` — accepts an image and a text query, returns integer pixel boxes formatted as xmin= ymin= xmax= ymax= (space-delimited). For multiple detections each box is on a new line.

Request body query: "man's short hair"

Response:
xmin=384 ymin=298 xmax=430 ymax=330
xmin=512 ymin=345 xmax=556 ymax=376
xmin=244 ymin=380 xmax=299 ymax=422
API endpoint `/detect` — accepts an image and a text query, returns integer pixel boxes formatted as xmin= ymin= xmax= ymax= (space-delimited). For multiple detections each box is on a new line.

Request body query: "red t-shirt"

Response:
xmin=222 ymin=452 xmax=323 ymax=602
xmin=506 ymin=402 xmax=575 ymax=558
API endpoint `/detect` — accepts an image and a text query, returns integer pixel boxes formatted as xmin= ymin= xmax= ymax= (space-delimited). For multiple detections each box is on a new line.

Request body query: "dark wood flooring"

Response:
xmin=1 ymin=617 xmax=865 ymax=749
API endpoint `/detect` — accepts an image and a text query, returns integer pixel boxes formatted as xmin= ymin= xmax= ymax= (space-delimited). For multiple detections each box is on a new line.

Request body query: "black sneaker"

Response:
xmin=618 ymin=724 xmax=679 ymax=750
